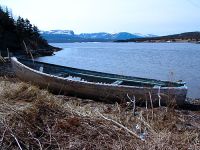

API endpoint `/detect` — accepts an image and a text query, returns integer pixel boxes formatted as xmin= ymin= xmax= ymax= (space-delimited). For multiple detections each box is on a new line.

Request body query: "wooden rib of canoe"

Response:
xmin=11 ymin=57 xmax=187 ymax=105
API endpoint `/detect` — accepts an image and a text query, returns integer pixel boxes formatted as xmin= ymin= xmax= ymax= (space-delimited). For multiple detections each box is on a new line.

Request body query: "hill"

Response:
xmin=0 ymin=6 xmax=60 ymax=57
xmin=116 ymin=32 xmax=200 ymax=43
xmin=41 ymin=30 xmax=156 ymax=43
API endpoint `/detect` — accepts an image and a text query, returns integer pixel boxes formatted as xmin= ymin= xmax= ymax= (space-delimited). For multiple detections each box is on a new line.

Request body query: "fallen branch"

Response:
xmin=96 ymin=110 xmax=143 ymax=141
xmin=11 ymin=133 xmax=23 ymax=150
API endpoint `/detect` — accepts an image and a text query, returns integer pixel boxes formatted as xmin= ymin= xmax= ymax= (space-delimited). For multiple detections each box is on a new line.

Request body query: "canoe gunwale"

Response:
xmin=18 ymin=57 xmax=187 ymax=86
xmin=11 ymin=57 xmax=187 ymax=90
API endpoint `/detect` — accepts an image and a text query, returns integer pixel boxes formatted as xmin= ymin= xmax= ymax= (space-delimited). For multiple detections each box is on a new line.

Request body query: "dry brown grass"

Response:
xmin=0 ymin=77 xmax=199 ymax=149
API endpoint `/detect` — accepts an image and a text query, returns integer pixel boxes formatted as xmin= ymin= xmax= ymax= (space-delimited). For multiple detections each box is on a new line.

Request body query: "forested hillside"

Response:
xmin=0 ymin=6 xmax=60 ymax=57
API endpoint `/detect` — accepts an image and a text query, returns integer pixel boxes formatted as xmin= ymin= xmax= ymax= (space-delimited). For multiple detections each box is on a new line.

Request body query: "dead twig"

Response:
xmin=0 ymin=127 xmax=7 ymax=147
xmin=28 ymin=130 xmax=43 ymax=150
xmin=158 ymin=86 xmax=161 ymax=107
xmin=23 ymin=40 xmax=34 ymax=62
xmin=149 ymin=92 xmax=154 ymax=120
xmin=127 ymin=94 xmax=136 ymax=115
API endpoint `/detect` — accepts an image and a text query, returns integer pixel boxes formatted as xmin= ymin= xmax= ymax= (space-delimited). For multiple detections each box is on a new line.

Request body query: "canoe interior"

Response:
xmin=18 ymin=58 xmax=185 ymax=88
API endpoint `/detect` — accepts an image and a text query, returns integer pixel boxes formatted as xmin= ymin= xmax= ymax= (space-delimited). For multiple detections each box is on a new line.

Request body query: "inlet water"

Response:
xmin=36 ymin=42 xmax=200 ymax=98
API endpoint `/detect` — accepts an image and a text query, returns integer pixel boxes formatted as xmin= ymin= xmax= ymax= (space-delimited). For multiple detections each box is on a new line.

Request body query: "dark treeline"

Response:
xmin=0 ymin=6 xmax=60 ymax=57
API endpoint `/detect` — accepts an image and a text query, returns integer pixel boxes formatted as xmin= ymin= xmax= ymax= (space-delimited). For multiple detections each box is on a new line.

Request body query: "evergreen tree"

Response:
xmin=0 ymin=5 xmax=56 ymax=56
xmin=0 ymin=6 xmax=18 ymax=54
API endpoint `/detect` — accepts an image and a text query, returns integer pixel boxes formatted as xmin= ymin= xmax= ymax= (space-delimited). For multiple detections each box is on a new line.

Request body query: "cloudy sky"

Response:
xmin=1 ymin=0 xmax=200 ymax=35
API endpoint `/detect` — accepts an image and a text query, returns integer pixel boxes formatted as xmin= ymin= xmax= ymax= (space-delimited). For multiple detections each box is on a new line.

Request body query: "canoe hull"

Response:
xmin=11 ymin=57 xmax=187 ymax=105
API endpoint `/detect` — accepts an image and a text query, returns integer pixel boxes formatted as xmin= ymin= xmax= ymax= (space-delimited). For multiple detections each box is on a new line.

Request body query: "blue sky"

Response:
xmin=1 ymin=0 xmax=200 ymax=35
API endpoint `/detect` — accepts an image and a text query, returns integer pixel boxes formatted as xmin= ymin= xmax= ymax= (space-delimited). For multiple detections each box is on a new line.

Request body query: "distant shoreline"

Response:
xmin=42 ymin=31 xmax=200 ymax=43
xmin=115 ymin=32 xmax=200 ymax=43
xmin=115 ymin=40 xmax=200 ymax=44
xmin=48 ymin=41 xmax=200 ymax=44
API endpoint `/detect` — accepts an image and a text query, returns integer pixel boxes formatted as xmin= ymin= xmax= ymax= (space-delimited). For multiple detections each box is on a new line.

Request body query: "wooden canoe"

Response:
xmin=11 ymin=57 xmax=187 ymax=105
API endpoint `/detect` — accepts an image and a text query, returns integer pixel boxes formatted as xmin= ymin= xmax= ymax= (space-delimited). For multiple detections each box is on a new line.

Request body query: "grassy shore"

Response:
xmin=0 ymin=77 xmax=199 ymax=149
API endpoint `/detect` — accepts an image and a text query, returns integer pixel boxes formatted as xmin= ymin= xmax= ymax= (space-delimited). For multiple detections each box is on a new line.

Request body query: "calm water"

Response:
xmin=36 ymin=42 xmax=200 ymax=98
